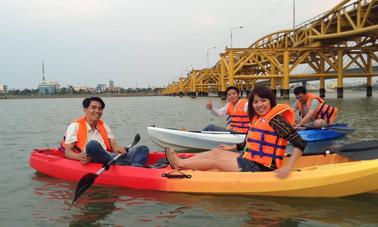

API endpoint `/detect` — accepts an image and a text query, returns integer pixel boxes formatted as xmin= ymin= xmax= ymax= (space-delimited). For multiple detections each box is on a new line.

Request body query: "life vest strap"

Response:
xmin=247 ymin=149 xmax=284 ymax=160
xmin=247 ymin=138 xmax=286 ymax=150
xmin=229 ymin=119 xmax=250 ymax=124
xmin=229 ymin=124 xmax=250 ymax=129
xmin=250 ymin=128 xmax=278 ymax=136
xmin=229 ymin=114 xmax=249 ymax=118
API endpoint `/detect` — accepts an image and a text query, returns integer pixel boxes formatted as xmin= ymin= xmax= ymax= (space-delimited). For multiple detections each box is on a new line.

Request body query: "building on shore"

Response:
xmin=38 ymin=82 xmax=60 ymax=94
xmin=37 ymin=61 xmax=61 ymax=94
xmin=0 ymin=84 xmax=8 ymax=95
xmin=96 ymin=84 xmax=107 ymax=92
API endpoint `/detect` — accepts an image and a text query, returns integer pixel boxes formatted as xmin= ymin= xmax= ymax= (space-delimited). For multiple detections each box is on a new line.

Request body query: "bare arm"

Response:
xmin=295 ymin=109 xmax=315 ymax=129
xmin=269 ymin=115 xmax=305 ymax=178
xmin=295 ymin=100 xmax=319 ymax=129
xmin=109 ymin=138 xmax=126 ymax=154
xmin=209 ymin=102 xmax=228 ymax=116
xmin=275 ymin=147 xmax=302 ymax=179
xmin=64 ymin=142 xmax=91 ymax=164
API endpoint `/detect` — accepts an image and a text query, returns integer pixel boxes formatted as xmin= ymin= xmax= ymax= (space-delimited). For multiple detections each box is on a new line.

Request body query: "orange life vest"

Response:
xmin=242 ymin=104 xmax=294 ymax=168
xmin=295 ymin=93 xmax=337 ymax=124
xmin=59 ymin=116 xmax=112 ymax=153
xmin=226 ymin=99 xmax=250 ymax=133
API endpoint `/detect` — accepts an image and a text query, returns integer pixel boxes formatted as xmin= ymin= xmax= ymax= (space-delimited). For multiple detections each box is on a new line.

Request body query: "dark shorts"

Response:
xmin=237 ymin=156 xmax=275 ymax=172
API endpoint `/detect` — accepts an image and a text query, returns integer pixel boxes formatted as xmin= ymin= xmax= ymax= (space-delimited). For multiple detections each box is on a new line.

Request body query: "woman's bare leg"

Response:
xmin=166 ymin=147 xmax=240 ymax=171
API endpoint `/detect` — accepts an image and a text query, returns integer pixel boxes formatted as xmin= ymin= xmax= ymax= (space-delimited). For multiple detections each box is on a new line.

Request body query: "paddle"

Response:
xmin=69 ymin=134 xmax=141 ymax=208
xmin=288 ymin=140 xmax=378 ymax=161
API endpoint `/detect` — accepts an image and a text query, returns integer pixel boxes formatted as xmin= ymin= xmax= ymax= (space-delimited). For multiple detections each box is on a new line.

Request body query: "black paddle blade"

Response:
xmin=70 ymin=173 xmax=98 ymax=207
xmin=132 ymin=134 xmax=141 ymax=147
xmin=335 ymin=140 xmax=378 ymax=161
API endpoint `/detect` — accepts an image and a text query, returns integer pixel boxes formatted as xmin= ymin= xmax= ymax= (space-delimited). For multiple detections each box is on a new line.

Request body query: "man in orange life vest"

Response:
xmin=293 ymin=86 xmax=338 ymax=130
xmin=203 ymin=86 xmax=249 ymax=134
xmin=61 ymin=97 xmax=149 ymax=166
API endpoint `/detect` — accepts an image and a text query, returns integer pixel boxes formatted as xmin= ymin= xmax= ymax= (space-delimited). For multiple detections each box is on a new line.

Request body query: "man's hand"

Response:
xmin=206 ymin=100 xmax=213 ymax=110
xmin=79 ymin=152 xmax=91 ymax=164
xmin=217 ymin=144 xmax=235 ymax=151
xmin=115 ymin=147 xmax=127 ymax=155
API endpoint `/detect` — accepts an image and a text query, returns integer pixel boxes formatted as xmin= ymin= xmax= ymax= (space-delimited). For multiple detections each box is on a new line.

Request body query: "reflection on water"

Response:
xmin=31 ymin=172 xmax=378 ymax=226
xmin=1 ymin=93 xmax=378 ymax=226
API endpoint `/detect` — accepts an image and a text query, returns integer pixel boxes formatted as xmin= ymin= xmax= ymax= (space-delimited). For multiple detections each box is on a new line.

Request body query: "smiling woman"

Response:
xmin=165 ymin=86 xmax=306 ymax=179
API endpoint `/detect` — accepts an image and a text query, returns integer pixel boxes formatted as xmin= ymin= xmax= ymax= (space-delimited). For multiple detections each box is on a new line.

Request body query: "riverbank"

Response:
xmin=0 ymin=92 xmax=161 ymax=99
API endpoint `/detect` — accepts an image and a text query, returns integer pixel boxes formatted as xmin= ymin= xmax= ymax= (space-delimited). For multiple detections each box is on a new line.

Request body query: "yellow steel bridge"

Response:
xmin=163 ymin=0 xmax=378 ymax=99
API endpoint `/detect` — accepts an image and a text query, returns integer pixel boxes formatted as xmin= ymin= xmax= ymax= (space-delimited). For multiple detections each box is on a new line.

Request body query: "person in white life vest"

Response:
xmin=293 ymin=86 xmax=338 ymax=130
xmin=166 ymin=86 xmax=306 ymax=179
xmin=203 ymin=86 xmax=249 ymax=134
xmin=60 ymin=97 xmax=149 ymax=167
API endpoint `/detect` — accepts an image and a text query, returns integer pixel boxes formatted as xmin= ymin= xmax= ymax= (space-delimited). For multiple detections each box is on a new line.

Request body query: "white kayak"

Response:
xmin=147 ymin=126 xmax=244 ymax=151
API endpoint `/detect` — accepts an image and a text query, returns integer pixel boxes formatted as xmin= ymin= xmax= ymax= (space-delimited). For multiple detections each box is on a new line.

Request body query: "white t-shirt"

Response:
xmin=210 ymin=100 xmax=248 ymax=116
xmin=64 ymin=120 xmax=114 ymax=152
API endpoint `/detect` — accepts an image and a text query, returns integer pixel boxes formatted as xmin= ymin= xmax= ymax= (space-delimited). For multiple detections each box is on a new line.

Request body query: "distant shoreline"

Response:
xmin=0 ymin=92 xmax=161 ymax=100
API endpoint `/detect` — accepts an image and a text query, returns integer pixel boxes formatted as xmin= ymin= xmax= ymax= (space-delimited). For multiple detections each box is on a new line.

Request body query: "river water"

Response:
xmin=1 ymin=91 xmax=378 ymax=226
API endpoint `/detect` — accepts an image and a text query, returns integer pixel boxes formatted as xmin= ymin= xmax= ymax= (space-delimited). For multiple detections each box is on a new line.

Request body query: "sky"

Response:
xmin=0 ymin=0 xmax=341 ymax=89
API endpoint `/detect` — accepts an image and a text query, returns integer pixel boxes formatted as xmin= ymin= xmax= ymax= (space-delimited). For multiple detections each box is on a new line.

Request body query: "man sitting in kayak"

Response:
xmin=293 ymin=86 xmax=337 ymax=130
xmin=203 ymin=86 xmax=249 ymax=134
xmin=166 ymin=86 xmax=306 ymax=178
xmin=60 ymin=97 xmax=149 ymax=167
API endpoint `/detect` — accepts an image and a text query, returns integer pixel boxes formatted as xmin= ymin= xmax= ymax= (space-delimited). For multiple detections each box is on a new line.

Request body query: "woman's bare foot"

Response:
xmin=165 ymin=147 xmax=179 ymax=169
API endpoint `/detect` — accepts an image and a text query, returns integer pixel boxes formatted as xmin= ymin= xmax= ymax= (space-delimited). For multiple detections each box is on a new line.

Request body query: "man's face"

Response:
xmin=295 ymin=93 xmax=307 ymax=103
xmin=84 ymin=100 xmax=103 ymax=122
xmin=227 ymin=89 xmax=239 ymax=103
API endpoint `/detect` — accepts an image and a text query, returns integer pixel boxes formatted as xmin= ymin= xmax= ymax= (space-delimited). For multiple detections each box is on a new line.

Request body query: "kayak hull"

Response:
xmin=147 ymin=126 xmax=353 ymax=151
xmin=30 ymin=148 xmax=378 ymax=197
xmin=147 ymin=126 xmax=245 ymax=151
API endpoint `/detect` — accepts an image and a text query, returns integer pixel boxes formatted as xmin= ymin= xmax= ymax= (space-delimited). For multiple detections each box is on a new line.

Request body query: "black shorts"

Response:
xmin=237 ymin=156 xmax=275 ymax=172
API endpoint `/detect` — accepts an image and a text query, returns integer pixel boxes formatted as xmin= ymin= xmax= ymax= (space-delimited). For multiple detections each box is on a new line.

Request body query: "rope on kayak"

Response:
xmin=162 ymin=169 xmax=192 ymax=179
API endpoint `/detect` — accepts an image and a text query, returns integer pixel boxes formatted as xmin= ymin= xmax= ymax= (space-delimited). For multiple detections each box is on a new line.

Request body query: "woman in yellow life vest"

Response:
xmin=203 ymin=86 xmax=249 ymax=134
xmin=293 ymin=86 xmax=337 ymax=129
xmin=166 ymin=86 xmax=306 ymax=178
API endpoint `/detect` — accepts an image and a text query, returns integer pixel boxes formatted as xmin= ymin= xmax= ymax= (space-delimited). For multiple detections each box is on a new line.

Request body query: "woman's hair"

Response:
xmin=247 ymin=86 xmax=277 ymax=120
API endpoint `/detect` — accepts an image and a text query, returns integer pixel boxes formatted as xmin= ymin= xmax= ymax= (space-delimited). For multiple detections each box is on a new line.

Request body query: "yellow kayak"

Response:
xmin=30 ymin=149 xmax=378 ymax=197
xmin=161 ymin=153 xmax=378 ymax=197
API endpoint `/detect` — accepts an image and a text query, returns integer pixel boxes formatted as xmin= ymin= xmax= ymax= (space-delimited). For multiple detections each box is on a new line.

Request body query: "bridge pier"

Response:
xmin=319 ymin=88 xmax=326 ymax=98
xmin=337 ymin=88 xmax=343 ymax=98
xmin=197 ymin=92 xmax=209 ymax=97
xmin=272 ymin=89 xmax=277 ymax=98
xmin=367 ymin=86 xmax=373 ymax=97
xmin=188 ymin=92 xmax=197 ymax=98
xmin=246 ymin=89 xmax=250 ymax=98
xmin=282 ymin=89 xmax=290 ymax=99
xmin=220 ymin=91 xmax=227 ymax=100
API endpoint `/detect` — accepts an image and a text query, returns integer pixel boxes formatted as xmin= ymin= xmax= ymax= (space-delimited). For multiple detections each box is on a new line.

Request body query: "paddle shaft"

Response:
xmin=70 ymin=134 xmax=140 ymax=207
xmin=287 ymin=140 xmax=378 ymax=158
xmin=96 ymin=153 xmax=123 ymax=175
xmin=96 ymin=135 xmax=140 ymax=175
